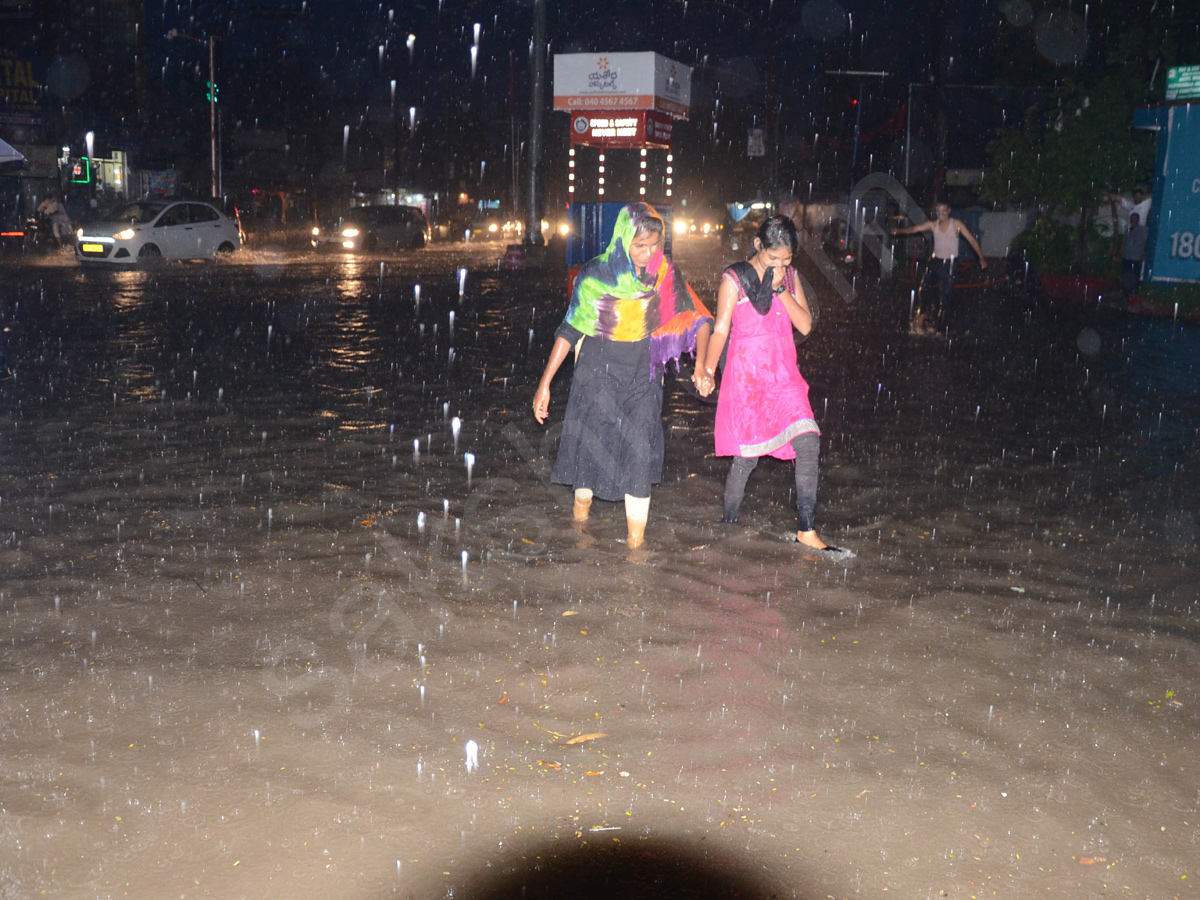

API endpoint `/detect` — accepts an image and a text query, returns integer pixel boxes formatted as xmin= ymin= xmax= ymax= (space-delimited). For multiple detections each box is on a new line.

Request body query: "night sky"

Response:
xmin=147 ymin=0 xmax=1000 ymax=117
xmin=104 ymin=1 xmax=1184 ymax=204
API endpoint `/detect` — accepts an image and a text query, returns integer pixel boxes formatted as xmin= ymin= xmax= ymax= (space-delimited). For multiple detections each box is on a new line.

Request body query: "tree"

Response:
xmin=980 ymin=30 xmax=1159 ymax=274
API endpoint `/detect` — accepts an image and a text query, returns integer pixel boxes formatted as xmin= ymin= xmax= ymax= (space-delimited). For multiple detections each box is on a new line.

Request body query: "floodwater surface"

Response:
xmin=1 ymin=242 xmax=1196 ymax=899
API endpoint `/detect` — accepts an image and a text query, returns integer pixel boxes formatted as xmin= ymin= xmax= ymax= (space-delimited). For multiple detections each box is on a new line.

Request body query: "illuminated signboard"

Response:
xmin=1165 ymin=65 xmax=1200 ymax=102
xmin=569 ymin=110 xmax=674 ymax=149
xmin=70 ymin=157 xmax=91 ymax=183
xmin=554 ymin=52 xmax=691 ymax=120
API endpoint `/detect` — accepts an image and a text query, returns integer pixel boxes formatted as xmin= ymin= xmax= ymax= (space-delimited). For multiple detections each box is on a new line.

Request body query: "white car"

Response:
xmin=76 ymin=200 xmax=241 ymax=264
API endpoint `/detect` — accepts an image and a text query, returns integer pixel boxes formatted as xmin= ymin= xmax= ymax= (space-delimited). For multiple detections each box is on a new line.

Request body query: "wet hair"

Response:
xmin=626 ymin=202 xmax=665 ymax=239
xmin=755 ymin=214 xmax=799 ymax=254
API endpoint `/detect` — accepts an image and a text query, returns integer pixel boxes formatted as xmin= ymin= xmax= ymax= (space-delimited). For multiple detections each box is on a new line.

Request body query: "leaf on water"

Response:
xmin=565 ymin=732 xmax=607 ymax=745
xmin=537 ymin=760 xmax=563 ymax=770
xmin=562 ymin=610 xmax=579 ymax=616
xmin=360 ymin=518 xmax=375 ymax=526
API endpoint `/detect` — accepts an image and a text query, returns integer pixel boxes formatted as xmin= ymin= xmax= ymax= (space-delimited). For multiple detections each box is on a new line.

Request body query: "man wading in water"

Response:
xmin=892 ymin=202 xmax=987 ymax=337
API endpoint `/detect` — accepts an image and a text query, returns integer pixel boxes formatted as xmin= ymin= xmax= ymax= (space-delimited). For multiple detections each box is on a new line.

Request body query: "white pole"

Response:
xmin=904 ymin=82 xmax=913 ymax=186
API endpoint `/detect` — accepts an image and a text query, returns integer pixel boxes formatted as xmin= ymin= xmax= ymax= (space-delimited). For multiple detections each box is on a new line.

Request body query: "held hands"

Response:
xmin=692 ymin=367 xmax=716 ymax=397
xmin=532 ymin=384 xmax=551 ymax=424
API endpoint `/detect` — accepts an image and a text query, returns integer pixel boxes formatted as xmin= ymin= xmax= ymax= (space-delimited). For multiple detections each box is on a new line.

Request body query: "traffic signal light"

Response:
xmin=206 ymin=81 xmax=219 ymax=103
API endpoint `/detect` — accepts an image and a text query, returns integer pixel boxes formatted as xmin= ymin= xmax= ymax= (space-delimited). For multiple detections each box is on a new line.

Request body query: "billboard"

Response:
xmin=1165 ymin=66 xmax=1200 ymax=103
xmin=569 ymin=110 xmax=674 ymax=149
xmin=0 ymin=48 xmax=41 ymax=126
xmin=554 ymin=52 xmax=691 ymax=120
xmin=1134 ymin=104 xmax=1200 ymax=284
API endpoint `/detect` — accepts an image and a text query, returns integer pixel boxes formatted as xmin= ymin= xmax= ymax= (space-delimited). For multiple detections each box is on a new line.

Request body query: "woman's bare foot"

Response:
xmin=796 ymin=529 xmax=827 ymax=550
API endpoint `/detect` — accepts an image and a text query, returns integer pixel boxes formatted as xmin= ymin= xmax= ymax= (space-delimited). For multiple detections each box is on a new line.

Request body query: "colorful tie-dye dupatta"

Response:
xmin=562 ymin=203 xmax=712 ymax=378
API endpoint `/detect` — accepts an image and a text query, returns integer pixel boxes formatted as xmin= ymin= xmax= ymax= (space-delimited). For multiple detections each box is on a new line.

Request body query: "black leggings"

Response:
xmin=722 ymin=432 xmax=820 ymax=531
xmin=932 ymin=258 xmax=955 ymax=330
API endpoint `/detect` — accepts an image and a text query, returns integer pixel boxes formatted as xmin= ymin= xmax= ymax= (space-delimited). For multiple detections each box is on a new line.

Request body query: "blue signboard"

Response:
xmin=565 ymin=201 xmax=674 ymax=269
xmin=1134 ymin=104 xmax=1200 ymax=284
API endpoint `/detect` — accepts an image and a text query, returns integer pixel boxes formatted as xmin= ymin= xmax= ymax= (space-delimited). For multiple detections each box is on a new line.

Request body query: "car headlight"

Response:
xmin=115 ymin=228 xmax=136 ymax=240
xmin=342 ymin=228 xmax=359 ymax=238
xmin=558 ymin=223 xmax=570 ymax=236
xmin=673 ymin=220 xmax=688 ymax=235
xmin=76 ymin=227 xmax=83 ymax=239
xmin=312 ymin=226 xmax=320 ymax=236
xmin=488 ymin=223 xmax=499 ymax=233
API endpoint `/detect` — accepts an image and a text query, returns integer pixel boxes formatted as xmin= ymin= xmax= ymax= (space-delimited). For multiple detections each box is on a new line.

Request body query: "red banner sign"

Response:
xmin=569 ymin=110 xmax=674 ymax=149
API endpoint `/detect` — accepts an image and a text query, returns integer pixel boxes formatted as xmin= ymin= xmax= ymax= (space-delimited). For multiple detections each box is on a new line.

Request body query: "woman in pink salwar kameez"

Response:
xmin=698 ymin=215 xmax=853 ymax=559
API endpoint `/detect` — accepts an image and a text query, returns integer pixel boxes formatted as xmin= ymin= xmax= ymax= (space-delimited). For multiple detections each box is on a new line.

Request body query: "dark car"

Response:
xmin=313 ymin=204 xmax=430 ymax=252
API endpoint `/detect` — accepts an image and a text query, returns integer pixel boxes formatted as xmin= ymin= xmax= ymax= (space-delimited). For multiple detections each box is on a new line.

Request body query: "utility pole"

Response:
xmin=524 ymin=0 xmax=546 ymax=247
xmin=825 ymin=70 xmax=890 ymax=188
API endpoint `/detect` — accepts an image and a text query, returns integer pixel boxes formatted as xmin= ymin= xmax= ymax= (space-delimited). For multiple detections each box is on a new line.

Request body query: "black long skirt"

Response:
xmin=551 ymin=335 xmax=664 ymax=501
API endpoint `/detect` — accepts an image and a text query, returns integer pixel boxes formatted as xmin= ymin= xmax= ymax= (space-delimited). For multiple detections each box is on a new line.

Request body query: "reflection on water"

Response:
xmin=1 ymin=254 xmax=552 ymax=423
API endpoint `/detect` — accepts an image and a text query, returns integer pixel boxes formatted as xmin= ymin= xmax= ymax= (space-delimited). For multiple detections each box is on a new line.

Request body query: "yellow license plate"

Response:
xmin=81 ymin=243 xmax=105 ymax=253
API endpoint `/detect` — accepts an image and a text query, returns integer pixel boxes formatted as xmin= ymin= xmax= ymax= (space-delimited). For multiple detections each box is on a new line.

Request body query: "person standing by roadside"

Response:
xmin=35 ymin=194 xmax=73 ymax=249
xmin=1121 ymin=212 xmax=1148 ymax=295
xmin=775 ymin=193 xmax=802 ymax=229
xmin=1107 ymin=186 xmax=1151 ymax=226
xmin=891 ymin=202 xmax=987 ymax=336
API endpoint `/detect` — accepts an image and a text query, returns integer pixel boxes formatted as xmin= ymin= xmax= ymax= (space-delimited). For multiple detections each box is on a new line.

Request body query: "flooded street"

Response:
xmin=1 ymin=241 xmax=1196 ymax=899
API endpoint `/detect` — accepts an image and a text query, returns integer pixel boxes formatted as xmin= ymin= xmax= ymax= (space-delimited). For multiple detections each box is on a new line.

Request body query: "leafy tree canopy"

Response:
xmin=980 ymin=30 xmax=1156 ymax=216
